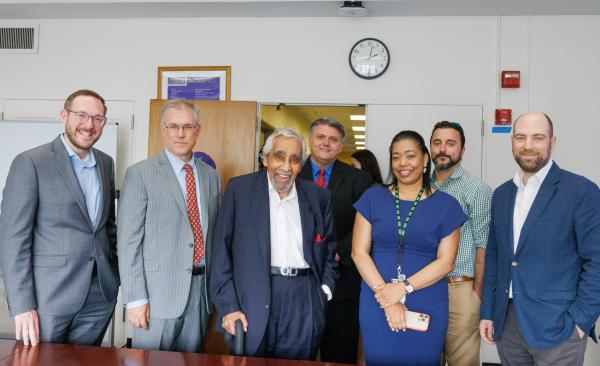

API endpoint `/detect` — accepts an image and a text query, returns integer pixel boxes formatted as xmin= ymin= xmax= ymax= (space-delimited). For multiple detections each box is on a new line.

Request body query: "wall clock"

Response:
xmin=349 ymin=38 xmax=390 ymax=79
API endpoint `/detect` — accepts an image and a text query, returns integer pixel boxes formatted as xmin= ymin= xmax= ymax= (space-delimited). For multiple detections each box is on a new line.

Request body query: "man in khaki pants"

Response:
xmin=430 ymin=121 xmax=493 ymax=366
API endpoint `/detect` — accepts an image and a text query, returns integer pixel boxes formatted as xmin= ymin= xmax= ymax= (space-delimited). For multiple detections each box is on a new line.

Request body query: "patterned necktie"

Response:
xmin=183 ymin=164 xmax=204 ymax=265
xmin=316 ymin=168 xmax=326 ymax=188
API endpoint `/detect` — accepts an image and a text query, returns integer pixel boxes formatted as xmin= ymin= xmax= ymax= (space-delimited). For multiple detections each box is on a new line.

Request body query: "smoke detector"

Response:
xmin=338 ymin=1 xmax=368 ymax=17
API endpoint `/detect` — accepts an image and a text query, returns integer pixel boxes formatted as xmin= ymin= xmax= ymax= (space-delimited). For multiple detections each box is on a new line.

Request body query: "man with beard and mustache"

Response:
xmin=480 ymin=112 xmax=600 ymax=365
xmin=429 ymin=121 xmax=493 ymax=366
xmin=0 ymin=89 xmax=119 ymax=346
xmin=210 ymin=127 xmax=337 ymax=360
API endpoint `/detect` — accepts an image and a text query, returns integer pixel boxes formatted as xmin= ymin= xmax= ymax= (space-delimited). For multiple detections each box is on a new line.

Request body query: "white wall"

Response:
xmin=1 ymin=14 xmax=599 ymax=363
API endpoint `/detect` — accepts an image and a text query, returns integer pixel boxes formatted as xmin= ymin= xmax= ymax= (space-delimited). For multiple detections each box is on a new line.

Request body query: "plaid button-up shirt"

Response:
xmin=432 ymin=166 xmax=493 ymax=277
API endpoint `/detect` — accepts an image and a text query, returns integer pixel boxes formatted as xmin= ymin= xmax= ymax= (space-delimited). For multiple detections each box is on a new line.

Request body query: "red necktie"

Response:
xmin=316 ymin=168 xmax=326 ymax=188
xmin=184 ymin=164 xmax=204 ymax=265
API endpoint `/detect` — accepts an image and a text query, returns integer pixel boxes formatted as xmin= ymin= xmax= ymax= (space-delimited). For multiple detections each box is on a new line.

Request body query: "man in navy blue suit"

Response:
xmin=210 ymin=127 xmax=337 ymax=360
xmin=480 ymin=112 xmax=600 ymax=365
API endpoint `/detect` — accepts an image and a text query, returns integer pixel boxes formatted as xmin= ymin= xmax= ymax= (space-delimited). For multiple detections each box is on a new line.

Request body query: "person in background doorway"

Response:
xmin=351 ymin=149 xmax=384 ymax=185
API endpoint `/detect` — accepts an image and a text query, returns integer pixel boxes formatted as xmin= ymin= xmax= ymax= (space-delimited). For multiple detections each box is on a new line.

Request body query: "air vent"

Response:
xmin=0 ymin=24 xmax=39 ymax=54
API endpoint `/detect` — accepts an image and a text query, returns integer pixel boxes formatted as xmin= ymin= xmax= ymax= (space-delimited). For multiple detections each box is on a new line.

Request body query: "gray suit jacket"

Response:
xmin=117 ymin=152 xmax=220 ymax=319
xmin=0 ymin=136 xmax=119 ymax=317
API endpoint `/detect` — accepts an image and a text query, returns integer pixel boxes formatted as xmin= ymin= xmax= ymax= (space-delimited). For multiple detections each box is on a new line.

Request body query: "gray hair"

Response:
xmin=160 ymin=99 xmax=200 ymax=126
xmin=260 ymin=127 xmax=308 ymax=165
xmin=309 ymin=117 xmax=346 ymax=141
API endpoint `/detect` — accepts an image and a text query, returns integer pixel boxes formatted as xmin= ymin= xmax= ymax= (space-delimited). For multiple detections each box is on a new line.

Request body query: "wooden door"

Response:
xmin=148 ymin=99 xmax=258 ymax=190
xmin=148 ymin=99 xmax=257 ymax=354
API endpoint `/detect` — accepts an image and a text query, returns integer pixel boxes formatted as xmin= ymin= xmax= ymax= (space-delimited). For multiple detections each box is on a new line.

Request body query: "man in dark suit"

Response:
xmin=480 ymin=112 xmax=600 ymax=365
xmin=299 ymin=118 xmax=371 ymax=363
xmin=0 ymin=89 xmax=119 ymax=346
xmin=210 ymin=127 xmax=337 ymax=360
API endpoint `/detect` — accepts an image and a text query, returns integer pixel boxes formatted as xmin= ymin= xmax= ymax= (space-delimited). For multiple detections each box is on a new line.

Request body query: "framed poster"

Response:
xmin=157 ymin=66 xmax=231 ymax=100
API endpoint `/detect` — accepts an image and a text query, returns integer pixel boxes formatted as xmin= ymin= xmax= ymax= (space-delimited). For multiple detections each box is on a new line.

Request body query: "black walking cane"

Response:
xmin=224 ymin=319 xmax=245 ymax=356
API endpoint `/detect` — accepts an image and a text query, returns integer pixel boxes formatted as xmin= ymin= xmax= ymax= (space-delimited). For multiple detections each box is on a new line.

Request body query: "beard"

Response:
xmin=433 ymin=154 xmax=460 ymax=171
xmin=513 ymin=151 xmax=551 ymax=174
xmin=65 ymin=126 xmax=100 ymax=151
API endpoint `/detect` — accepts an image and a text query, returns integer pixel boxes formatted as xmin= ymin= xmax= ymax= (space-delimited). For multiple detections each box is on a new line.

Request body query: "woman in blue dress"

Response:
xmin=352 ymin=131 xmax=467 ymax=366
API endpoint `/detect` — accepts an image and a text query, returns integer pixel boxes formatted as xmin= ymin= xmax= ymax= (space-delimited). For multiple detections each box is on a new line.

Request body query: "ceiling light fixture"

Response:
xmin=355 ymin=141 xmax=365 ymax=145
xmin=338 ymin=1 xmax=367 ymax=17
xmin=354 ymin=134 xmax=366 ymax=139
xmin=352 ymin=126 xmax=366 ymax=132
xmin=350 ymin=114 xmax=366 ymax=121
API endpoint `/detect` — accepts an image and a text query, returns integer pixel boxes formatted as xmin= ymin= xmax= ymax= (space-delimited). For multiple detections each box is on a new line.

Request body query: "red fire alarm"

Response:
xmin=501 ymin=71 xmax=520 ymax=88
xmin=495 ymin=109 xmax=512 ymax=125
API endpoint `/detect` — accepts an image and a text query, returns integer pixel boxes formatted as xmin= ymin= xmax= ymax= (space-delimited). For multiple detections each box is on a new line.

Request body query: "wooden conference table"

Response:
xmin=0 ymin=340 xmax=349 ymax=366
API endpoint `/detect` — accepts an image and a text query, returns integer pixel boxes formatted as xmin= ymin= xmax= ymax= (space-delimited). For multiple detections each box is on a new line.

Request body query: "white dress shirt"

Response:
xmin=509 ymin=159 xmax=553 ymax=298
xmin=267 ymin=176 xmax=332 ymax=300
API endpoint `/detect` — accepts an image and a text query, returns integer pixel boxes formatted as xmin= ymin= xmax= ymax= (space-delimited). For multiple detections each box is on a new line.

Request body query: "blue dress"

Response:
xmin=354 ymin=185 xmax=467 ymax=366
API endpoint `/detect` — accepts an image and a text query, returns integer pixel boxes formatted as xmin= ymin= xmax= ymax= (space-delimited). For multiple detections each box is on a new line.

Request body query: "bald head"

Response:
xmin=513 ymin=112 xmax=554 ymax=137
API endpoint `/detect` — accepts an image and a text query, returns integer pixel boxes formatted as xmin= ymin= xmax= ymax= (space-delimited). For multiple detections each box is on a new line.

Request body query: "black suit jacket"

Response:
xmin=299 ymin=159 xmax=371 ymax=299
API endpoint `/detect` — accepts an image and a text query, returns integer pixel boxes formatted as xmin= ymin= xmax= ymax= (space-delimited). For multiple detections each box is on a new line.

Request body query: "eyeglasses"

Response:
xmin=163 ymin=123 xmax=199 ymax=133
xmin=66 ymin=109 xmax=107 ymax=126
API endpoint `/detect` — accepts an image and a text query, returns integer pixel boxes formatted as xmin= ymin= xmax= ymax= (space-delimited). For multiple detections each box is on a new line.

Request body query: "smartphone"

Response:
xmin=405 ymin=310 xmax=430 ymax=332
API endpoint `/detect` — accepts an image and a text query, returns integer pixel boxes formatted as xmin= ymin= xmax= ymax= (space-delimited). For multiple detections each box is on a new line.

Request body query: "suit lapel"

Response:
xmin=156 ymin=153 xmax=188 ymax=216
xmin=195 ymin=160 xmax=210 ymax=248
xmin=327 ymin=160 xmax=345 ymax=193
xmin=515 ymin=164 xmax=560 ymax=255
xmin=94 ymin=149 xmax=107 ymax=228
xmin=252 ymin=172 xmax=271 ymax=269
xmin=506 ymin=183 xmax=517 ymax=257
xmin=299 ymin=160 xmax=313 ymax=182
xmin=52 ymin=137 xmax=93 ymax=228
xmin=296 ymin=182 xmax=316 ymax=268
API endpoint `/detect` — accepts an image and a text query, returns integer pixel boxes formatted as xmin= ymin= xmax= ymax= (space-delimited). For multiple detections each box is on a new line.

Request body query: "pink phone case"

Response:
xmin=405 ymin=310 xmax=430 ymax=332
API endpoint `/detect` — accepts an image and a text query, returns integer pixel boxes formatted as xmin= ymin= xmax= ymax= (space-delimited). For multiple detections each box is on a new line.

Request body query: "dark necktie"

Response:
xmin=184 ymin=164 xmax=204 ymax=265
xmin=316 ymin=168 xmax=326 ymax=188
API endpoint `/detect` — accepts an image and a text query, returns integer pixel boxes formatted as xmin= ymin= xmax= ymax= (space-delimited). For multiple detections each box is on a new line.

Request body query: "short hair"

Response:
xmin=513 ymin=113 xmax=554 ymax=137
xmin=64 ymin=89 xmax=107 ymax=116
xmin=431 ymin=121 xmax=465 ymax=147
xmin=260 ymin=127 xmax=307 ymax=165
xmin=161 ymin=99 xmax=200 ymax=126
xmin=309 ymin=118 xmax=346 ymax=141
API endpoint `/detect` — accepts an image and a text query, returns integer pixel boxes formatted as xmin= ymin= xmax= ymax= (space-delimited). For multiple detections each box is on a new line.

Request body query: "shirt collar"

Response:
xmin=267 ymin=173 xmax=297 ymax=203
xmin=164 ymin=148 xmax=194 ymax=172
xmin=431 ymin=165 xmax=464 ymax=187
xmin=513 ymin=159 xmax=553 ymax=189
xmin=60 ymin=133 xmax=96 ymax=167
xmin=310 ymin=159 xmax=334 ymax=178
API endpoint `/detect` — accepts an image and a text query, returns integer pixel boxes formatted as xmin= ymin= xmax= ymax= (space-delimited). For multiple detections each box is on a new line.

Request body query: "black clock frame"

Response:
xmin=348 ymin=37 xmax=391 ymax=80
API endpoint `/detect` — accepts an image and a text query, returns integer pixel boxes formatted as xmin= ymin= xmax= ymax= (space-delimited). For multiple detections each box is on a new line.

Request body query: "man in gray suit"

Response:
xmin=118 ymin=99 xmax=220 ymax=352
xmin=0 ymin=89 xmax=120 ymax=346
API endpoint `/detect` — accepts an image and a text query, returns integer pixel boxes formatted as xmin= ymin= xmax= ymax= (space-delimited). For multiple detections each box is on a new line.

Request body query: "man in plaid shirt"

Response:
xmin=430 ymin=121 xmax=493 ymax=366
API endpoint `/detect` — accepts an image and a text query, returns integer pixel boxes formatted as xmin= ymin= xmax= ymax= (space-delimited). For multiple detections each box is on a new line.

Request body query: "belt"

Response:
xmin=447 ymin=275 xmax=474 ymax=284
xmin=192 ymin=266 xmax=205 ymax=276
xmin=271 ymin=266 xmax=309 ymax=277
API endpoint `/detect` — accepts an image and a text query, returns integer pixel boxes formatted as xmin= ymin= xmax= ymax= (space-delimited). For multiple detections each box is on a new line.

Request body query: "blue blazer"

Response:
xmin=481 ymin=163 xmax=600 ymax=349
xmin=209 ymin=171 xmax=337 ymax=356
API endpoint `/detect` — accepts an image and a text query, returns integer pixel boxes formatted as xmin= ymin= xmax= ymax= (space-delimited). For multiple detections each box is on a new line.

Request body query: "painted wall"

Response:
xmin=1 ymin=14 xmax=599 ymax=363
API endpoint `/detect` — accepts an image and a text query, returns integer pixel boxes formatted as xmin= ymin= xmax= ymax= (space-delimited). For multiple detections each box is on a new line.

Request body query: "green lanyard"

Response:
xmin=393 ymin=184 xmax=424 ymax=282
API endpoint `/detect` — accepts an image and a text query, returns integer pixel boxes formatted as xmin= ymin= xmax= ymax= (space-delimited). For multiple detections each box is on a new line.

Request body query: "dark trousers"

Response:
xmin=496 ymin=301 xmax=587 ymax=366
xmin=257 ymin=275 xmax=319 ymax=360
xmin=39 ymin=267 xmax=116 ymax=346
xmin=319 ymin=296 xmax=359 ymax=363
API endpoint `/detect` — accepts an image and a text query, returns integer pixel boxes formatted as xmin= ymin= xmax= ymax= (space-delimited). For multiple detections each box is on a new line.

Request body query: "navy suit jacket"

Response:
xmin=481 ymin=163 xmax=600 ymax=349
xmin=209 ymin=171 xmax=337 ymax=355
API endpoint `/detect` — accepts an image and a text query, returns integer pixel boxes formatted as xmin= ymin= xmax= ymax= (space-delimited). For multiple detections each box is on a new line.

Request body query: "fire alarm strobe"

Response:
xmin=501 ymin=71 xmax=520 ymax=88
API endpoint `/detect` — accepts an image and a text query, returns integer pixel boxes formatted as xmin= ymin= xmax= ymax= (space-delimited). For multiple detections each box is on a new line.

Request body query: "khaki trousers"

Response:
xmin=442 ymin=280 xmax=481 ymax=366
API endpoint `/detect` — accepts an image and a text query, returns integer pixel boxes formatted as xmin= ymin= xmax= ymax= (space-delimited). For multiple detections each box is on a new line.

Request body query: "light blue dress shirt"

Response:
xmin=310 ymin=160 xmax=334 ymax=187
xmin=60 ymin=134 xmax=101 ymax=228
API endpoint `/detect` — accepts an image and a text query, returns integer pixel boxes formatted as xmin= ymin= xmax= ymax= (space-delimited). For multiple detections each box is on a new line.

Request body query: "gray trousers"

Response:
xmin=132 ymin=274 xmax=209 ymax=352
xmin=496 ymin=301 xmax=587 ymax=366
xmin=39 ymin=267 xmax=116 ymax=346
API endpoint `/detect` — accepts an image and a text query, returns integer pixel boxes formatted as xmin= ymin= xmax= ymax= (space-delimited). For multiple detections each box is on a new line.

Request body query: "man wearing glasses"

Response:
xmin=118 ymin=99 xmax=220 ymax=352
xmin=0 ymin=89 xmax=120 ymax=346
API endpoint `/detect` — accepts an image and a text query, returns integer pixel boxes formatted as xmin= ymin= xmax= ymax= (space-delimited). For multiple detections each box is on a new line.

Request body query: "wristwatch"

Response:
xmin=403 ymin=279 xmax=414 ymax=294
